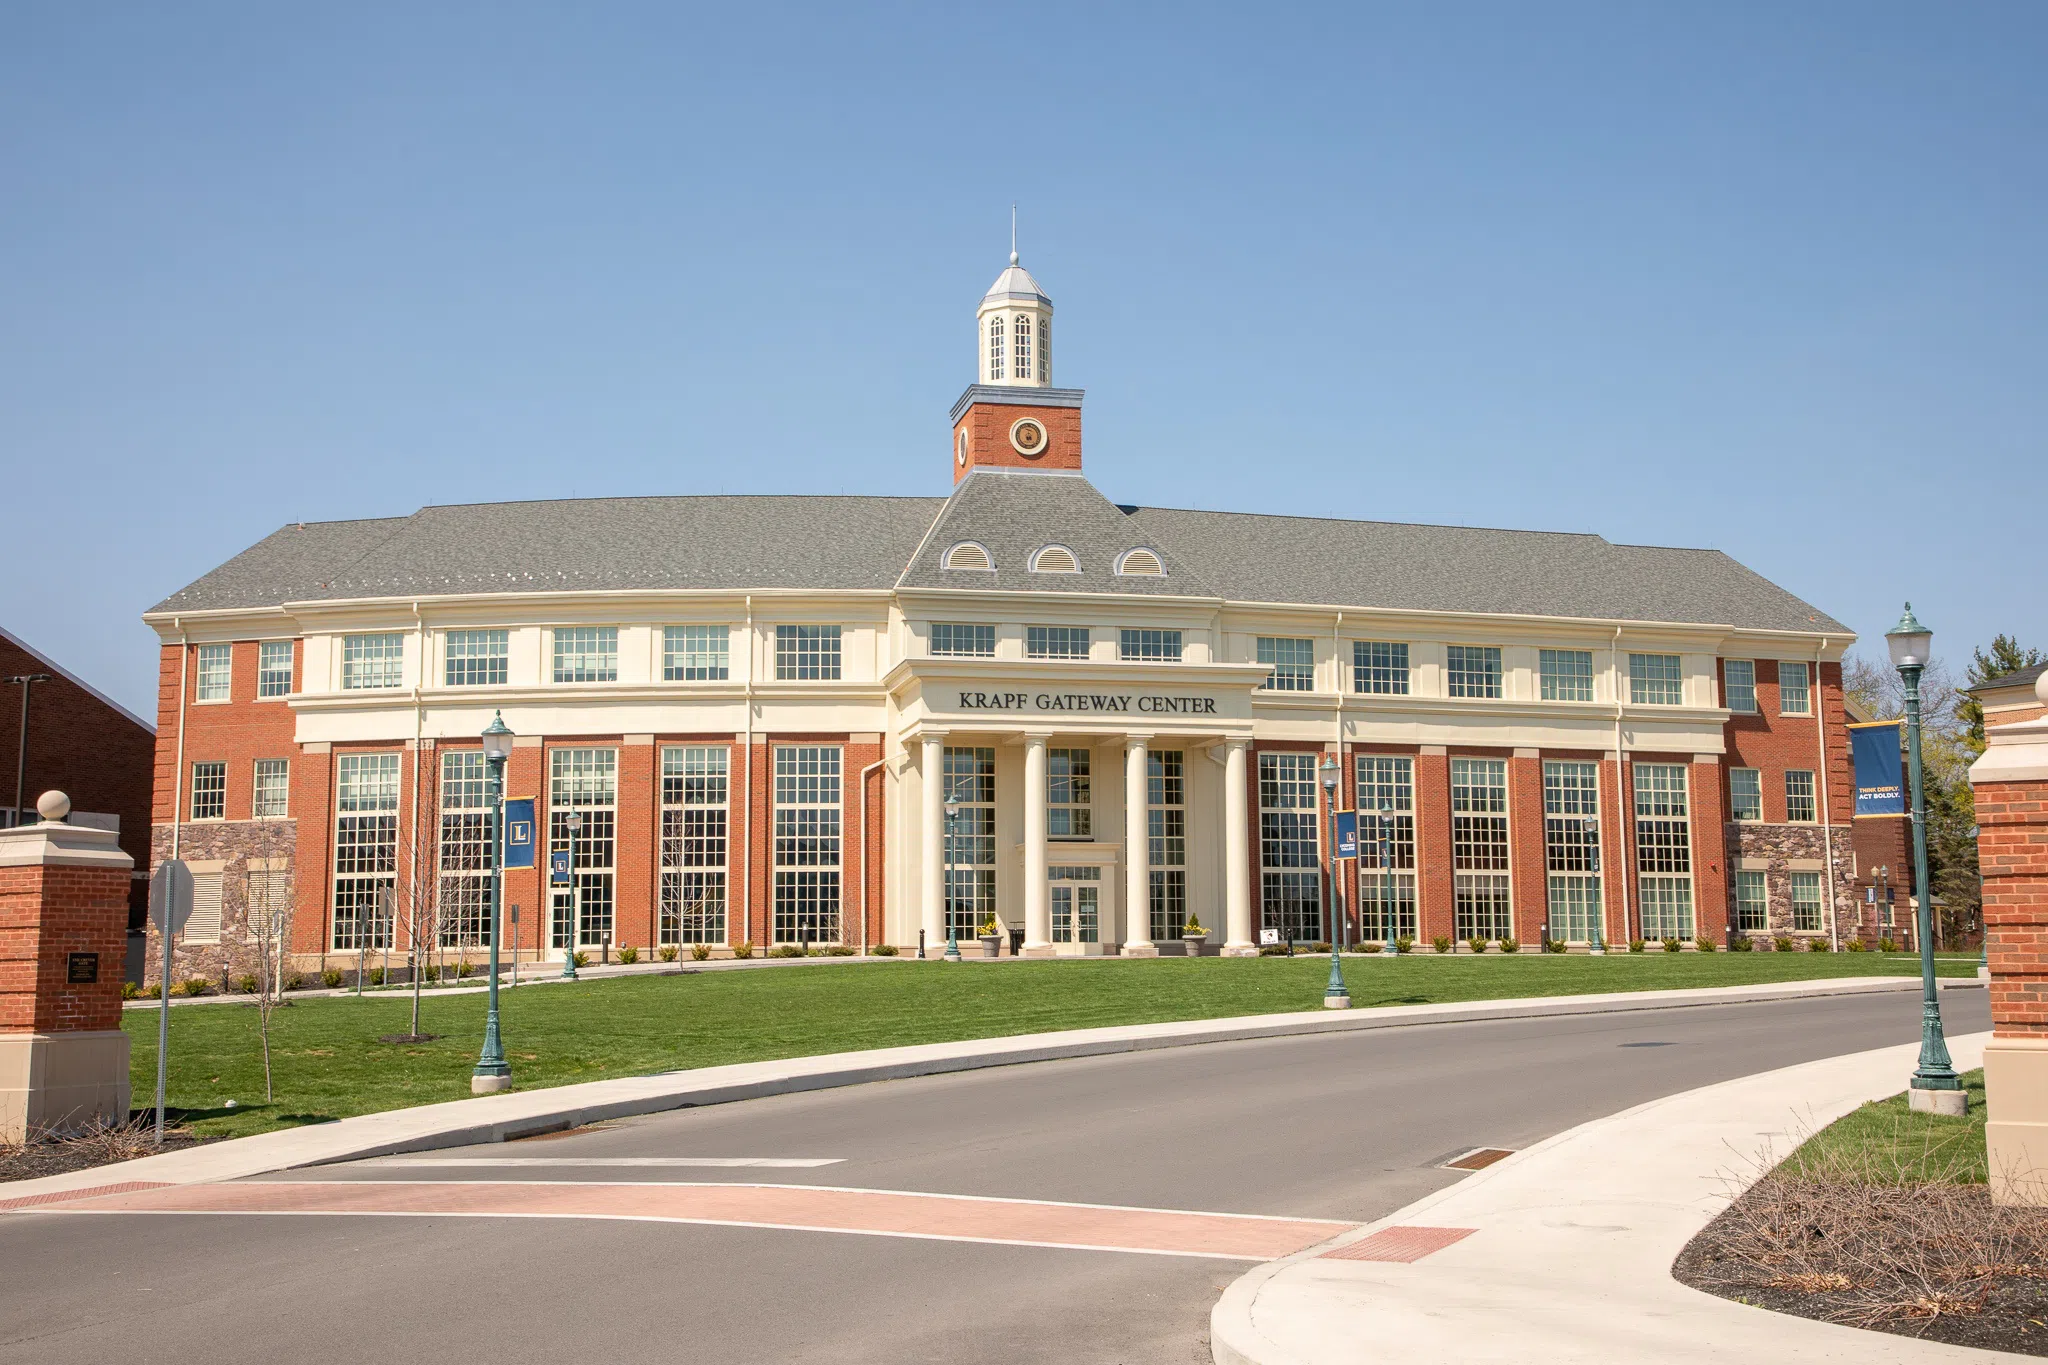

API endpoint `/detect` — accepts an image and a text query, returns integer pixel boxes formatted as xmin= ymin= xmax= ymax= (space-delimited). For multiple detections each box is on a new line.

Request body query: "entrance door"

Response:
xmin=1049 ymin=866 xmax=1101 ymax=945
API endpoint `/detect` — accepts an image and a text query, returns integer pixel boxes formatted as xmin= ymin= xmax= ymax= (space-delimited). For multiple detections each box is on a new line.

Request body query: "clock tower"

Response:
xmin=950 ymin=251 xmax=1084 ymax=483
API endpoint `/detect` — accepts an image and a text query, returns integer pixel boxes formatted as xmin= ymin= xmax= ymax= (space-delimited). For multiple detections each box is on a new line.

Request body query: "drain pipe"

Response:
xmin=858 ymin=755 xmax=886 ymax=953
xmin=1814 ymin=640 xmax=1842 ymax=951
xmin=410 ymin=600 xmax=425 ymax=960
xmin=1612 ymin=627 xmax=1633 ymax=946
xmin=742 ymin=595 xmax=754 ymax=948
xmin=156 ymin=620 xmax=190 ymax=1141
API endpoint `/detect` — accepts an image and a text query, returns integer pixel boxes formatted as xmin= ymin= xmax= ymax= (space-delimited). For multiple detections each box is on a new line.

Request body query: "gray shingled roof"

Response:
xmin=1124 ymin=507 xmax=1846 ymax=632
xmin=897 ymin=470 xmax=1213 ymax=597
xmin=1973 ymin=663 xmax=2046 ymax=695
xmin=149 ymin=496 xmax=946 ymax=612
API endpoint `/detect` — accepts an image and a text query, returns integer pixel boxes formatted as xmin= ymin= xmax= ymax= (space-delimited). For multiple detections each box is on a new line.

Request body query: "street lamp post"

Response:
xmin=943 ymin=791 xmax=962 ymax=962
xmin=1887 ymin=604 xmax=1963 ymax=1110
xmin=1319 ymin=757 xmax=1350 ymax=1009
xmin=561 ymin=810 xmax=581 ymax=980
xmin=5 ymin=673 xmax=52 ymax=828
xmin=1377 ymin=806 xmax=1398 ymax=956
xmin=1585 ymin=817 xmax=1605 ymax=955
xmin=472 ymin=712 xmax=514 ymax=1094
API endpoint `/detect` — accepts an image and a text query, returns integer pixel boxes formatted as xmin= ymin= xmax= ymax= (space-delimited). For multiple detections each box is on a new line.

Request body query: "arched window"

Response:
xmin=988 ymin=315 xmax=1005 ymax=381
xmin=1038 ymin=316 xmax=1049 ymax=381
xmin=1029 ymin=545 xmax=1079 ymax=574
xmin=1116 ymin=548 xmax=1164 ymax=577
xmin=1015 ymin=313 xmax=1033 ymax=380
xmin=943 ymin=542 xmax=994 ymax=572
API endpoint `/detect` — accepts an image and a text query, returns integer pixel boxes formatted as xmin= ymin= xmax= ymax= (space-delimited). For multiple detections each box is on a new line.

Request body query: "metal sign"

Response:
xmin=549 ymin=850 xmax=571 ymax=886
xmin=1334 ymin=811 xmax=1359 ymax=860
xmin=503 ymin=798 xmax=537 ymax=868
xmin=67 ymin=952 xmax=99 ymax=984
xmin=148 ymin=859 xmax=194 ymax=933
xmin=1259 ymin=928 xmax=1281 ymax=946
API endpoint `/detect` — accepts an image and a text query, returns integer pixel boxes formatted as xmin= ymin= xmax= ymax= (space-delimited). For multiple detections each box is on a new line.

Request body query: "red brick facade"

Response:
xmin=1978 ymin=776 xmax=2048 ymax=1036
xmin=0 ymin=863 xmax=129 ymax=1034
xmin=952 ymin=398 xmax=1082 ymax=481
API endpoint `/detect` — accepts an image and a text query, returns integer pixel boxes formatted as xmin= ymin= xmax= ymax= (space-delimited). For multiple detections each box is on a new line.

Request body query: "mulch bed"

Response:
xmin=0 ymin=1121 xmax=211 ymax=1184
xmin=1676 ymin=1176 xmax=2048 ymax=1356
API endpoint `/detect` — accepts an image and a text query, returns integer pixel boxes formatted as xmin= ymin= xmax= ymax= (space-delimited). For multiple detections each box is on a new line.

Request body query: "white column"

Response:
xmin=921 ymin=735 xmax=945 ymax=953
xmin=1124 ymin=736 xmax=1157 ymax=955
xmin=1223 ymin=740 xmax=1255 ymax=955
xmin=1023 ymin=735 xmax=1052 ymax=955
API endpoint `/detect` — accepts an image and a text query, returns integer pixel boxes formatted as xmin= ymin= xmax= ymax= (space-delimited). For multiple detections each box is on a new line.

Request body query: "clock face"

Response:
xmin=1011 ymin=419 xmax=1046 ymax=455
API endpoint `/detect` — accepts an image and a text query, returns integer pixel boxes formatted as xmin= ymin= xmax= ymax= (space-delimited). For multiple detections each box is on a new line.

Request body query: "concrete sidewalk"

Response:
xmin=1210 ymin=1029 xmax=2010 ymax=1364
xmin=2 ymin=975 xmax=1968 ymax=1209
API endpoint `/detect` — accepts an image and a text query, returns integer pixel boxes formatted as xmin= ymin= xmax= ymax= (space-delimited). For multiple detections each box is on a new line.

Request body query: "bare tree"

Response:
xmin=395 ymin=820 xmax=443 ymax=1041
xmin=246 ymin=820 xmax=297 ymax=1103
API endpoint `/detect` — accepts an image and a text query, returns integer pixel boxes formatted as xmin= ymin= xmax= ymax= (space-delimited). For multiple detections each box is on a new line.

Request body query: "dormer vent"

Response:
xmin=1029 ymin=545 xmax=1079 ymax=574
xmin=1116 ymin=548 xmax=1164 ymax=577
xmin=943 ymin=542 xmax=994 ymax=572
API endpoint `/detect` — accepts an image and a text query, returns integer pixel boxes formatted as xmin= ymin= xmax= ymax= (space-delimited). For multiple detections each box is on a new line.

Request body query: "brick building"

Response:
xmin=1 ymin=627 xmax=155 ymax=948
xmin=141 ymin=256 xmax=1863 ymax=981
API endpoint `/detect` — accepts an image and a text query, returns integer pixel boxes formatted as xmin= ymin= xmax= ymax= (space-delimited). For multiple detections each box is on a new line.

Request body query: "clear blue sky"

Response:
xmin=5 ymin=3 xmax=2043 ymax=719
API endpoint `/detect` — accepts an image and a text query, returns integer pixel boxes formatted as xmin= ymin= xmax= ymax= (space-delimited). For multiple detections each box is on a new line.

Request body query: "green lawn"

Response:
xmin=1787 ymin=1068 xmax=1990 ymax=1184
xmin=127 ymin=952 xmax=1981 ymax=1141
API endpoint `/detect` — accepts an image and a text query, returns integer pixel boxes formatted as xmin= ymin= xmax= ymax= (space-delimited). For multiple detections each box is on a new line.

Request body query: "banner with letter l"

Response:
xmin=502 ymin=798 xmax=537 ymax=868
xmin=1849 ymin=721 xmax=1906 ymax=817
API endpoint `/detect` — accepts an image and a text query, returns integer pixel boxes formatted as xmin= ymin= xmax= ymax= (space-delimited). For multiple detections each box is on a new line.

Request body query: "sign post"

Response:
xmin=148 ymin=860 xmax=194 ymax=1144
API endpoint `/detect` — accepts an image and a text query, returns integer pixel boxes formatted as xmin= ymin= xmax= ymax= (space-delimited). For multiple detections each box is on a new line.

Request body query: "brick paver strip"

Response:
xmin=1318 ymin=1225 xmax=1476 ymax=1263
xmin=0 ymin=1181 xmax=171 ymax=1213
xmin=52 ymin=1180 xmax=1354 ymax=1261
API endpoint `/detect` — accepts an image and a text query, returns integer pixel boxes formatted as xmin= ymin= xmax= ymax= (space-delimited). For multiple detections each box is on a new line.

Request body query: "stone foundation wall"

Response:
xmin=143 ymin=818 xmax=297 ymax=988
xmin=1724 ymin=821 xmax=1859 ymax=942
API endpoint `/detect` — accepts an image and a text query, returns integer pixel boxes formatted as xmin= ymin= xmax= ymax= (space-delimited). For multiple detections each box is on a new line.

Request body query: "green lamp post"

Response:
xmin=943 ymin=791 xmax=962 ymax=962
xmin=471 ymin=711 xmax=514 ymax=1094
xmin=560 ymin=809 xmax=581 ymax=980
xmin=1320 ymin=756 xmax=1350 ymax=1008
xmin=1377 ymin=805 xmax=1398 ymax=956
xmin=1887 ymin=604 xmax=1963 ymax=1108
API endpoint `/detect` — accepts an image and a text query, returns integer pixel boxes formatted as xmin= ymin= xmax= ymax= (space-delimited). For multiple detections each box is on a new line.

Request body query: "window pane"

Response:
xmin=1352 ymin=641 xmax=1409 ymax=695
xmin=931 ymin=623 xmax=997 ymax=658
xmin=196 ymin=645 xmax=231 ymax=702
xmin=776 ymin=625 xmax=842 ymax=680
xmin=1639 ymin=876 xmax=1695 ymax=939
xmin=1355 ymin=756 xmax=1415 ymax=870
xmin=445 ymin=629 xmax=510 ymax=687
xmin=1119 ymin=629 xmax=1182 ymax=662
xmin=1785 ymin=769 xmax=1816 ymax=823
xmin=190 ymin=761 xmax=225 ymax=820
xmin=552 ymin=627 xmax=618 ymax=684
xmin=1027 ymin=626 xmax=1089 ymax=659
xmin=1629 ymin=653 xmax=1683 ymax=706
xmin=661 ymin=746 xmax=728 ymax=944
xmin=1778 ymin=661 xmax=1811 ymax=715
xmin=1791 ymin=871 xmax=1823 ymax=932
xmin=1724 ymin=660 xmax=1756 ymax=713
xmin=1634 ymin=763 xmax=1691 ymax=875
xmin=663 ymin=625 xmax=730 ymax=682
xmin=258 ymin=640 xmax=294 ymax=698
xmin=1257 ymin=637 xmax=1316 ymax=691
xmin=1539 ymin=649 xmax=1593 ymax=702
xmin=333 ymin=753 xmax=400 ymax=950
xmin=1736 ymin=870 xmax=1768 ymax=932
xmin=1730 ymin=768 xmax=1762 ymax=822
xmin=1048 ymin=747 xmax=1092 ymax=839
xmin=1259 ymin=753 xmax=1320 ymax=941
xmin=341 ymin=633 xmax=404 ymax=690
xmin=549 ymin=748 xmax=617 ymax=948
xmin=1446 ymin=645 xmax=1502 ymax=699
xmin=942 ymin=747 xmax=994 ymax=940
xmin=1147 ymin=750 xmax=1186 ymax=940
xmin=438 ymin=750 xmax=494 ymax=946
xmin=253 ymin=759 xmax=290 ymax=818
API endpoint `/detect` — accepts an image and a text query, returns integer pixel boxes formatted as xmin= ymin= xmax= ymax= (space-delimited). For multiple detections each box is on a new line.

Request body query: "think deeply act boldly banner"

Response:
xmin=1849 ymin=721 xmax=1906 ymax=817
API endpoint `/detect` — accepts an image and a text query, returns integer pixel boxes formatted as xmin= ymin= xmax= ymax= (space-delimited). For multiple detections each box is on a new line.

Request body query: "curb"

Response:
xmin=6 ymin=975 xmax=1950 ymax=1205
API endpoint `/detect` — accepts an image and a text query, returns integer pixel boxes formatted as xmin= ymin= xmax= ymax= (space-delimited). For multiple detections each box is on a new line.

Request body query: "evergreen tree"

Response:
xmin=1958 ymin=635 xmax=2046 ymax=756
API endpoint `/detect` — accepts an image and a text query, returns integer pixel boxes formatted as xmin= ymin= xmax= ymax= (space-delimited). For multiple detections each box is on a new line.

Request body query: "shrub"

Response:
xmin=730 ymin=941 xmax=754 ymax=960
xmin=1432 ymin=935 xmax=1454 ymax=954
xmin=1498 ymin=936 xmax=1521 ymax=954
xmin=869 ymin=943 xmax=898 ymax=956
xmin=1846 ymin=938 xmax=1868 ymax=953
xmin=1258 ymin=944 xmax=1290 ymax=956
xmin=1879 ymin=937 xmax=1900 ymax=953
xmin=369 ymin=967 xmax=386 ymax=986
xmin=1774 ymin=937 xmax=1796 ymax=953
xmin=657 ymin=945 xmax=678 ymax=962
xmin=322 ymin=968 xmax=344 ymax=988
xmin=1729 ymin=935 xmax=1753 ymax=952
xmin=1544 ymin=939 xmax=1566 ymax=954
xmin=823 ymin=945 xmax=857 ymax=956
xmin=770 ymin=944 xmax=807 ymax=958
xmin=1467 ymin=936 xmax=1490 ymax=955
xmin=234 ymin=973 xmax=258 ymax=994
xmin=1695 ymin=932 xmax=1717 ymax=952
xmin=282 ymin=972 xmax=304 ymax=991
xmin=1394 ymin=935 xmax=1415 ymax=954
xmin=455 ymin=961 xmax=475 ymax=979
xmin=617 ymin=945 xmax=639 ymax=965
xmin=422 ymin=964 xmax=439 ymax=983
xmin=571 ymin=951 xmax=590 ymax=968
xmin=690 ymin=943 xmax=711 ymax=961
xmin=175 ymin=977 xmax=210 ymax=997
xmin=1661 ymin=937 xmax=1683 ymax=954
xmin=121 ymin=980 xmax=142 ymax=1000
xmin=1308 ymin=941 xmax=1332 ymax=954
xmin=1628 ymin=939 xmax=1647 ymax=954
xmin=1808 ymin=937 xmax=1833 ymax=952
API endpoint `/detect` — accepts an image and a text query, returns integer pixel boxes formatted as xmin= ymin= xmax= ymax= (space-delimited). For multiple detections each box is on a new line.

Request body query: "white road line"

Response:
xmin=361 ymin=1157 xmax=845 ymax=1169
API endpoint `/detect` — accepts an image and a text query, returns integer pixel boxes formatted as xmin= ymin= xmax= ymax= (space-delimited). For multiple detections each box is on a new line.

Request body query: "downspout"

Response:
xmin=157 ymin=620 xmax=190 ymax=1139
xmin=1613 ymin=626 xmax=1633 ymax=945
xmin=170 ymin=622 xmax=189 ymax=865
xmin=1334 ymin=610 xmax=1345 ymax=949
xmin=743 ymin=595 xmax=754 ymax=947
xmin=1814 ymin=639 xmax=1841 ymax=951
xmin=858 ymin=756 xmax=886 ymax=953
xmin=410 ymin=601 xmax=425 ymax=960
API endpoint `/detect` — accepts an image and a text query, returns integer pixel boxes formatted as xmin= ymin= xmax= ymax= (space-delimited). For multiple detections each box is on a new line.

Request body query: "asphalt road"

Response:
xmin=0 ymin=987 xmax=1989 ymax=1365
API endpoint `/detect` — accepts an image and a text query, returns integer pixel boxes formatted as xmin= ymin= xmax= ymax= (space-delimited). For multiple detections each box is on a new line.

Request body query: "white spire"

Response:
xmin=978 ymin=213 xmax=1052 ymax=387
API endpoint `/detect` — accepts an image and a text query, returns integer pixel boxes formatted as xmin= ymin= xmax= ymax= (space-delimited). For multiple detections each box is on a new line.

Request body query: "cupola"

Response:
xmin=949 ymin=238 xmax=1085 ymax=484
xmin=977 ymin=251 xmax=1053 ymax=388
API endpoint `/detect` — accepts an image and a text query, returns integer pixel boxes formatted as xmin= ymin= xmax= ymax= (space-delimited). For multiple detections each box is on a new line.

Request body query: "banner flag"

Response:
xmin=1849 ymin=721 xmax=1906 ymax=817
xmin=502 ymin=799 xmax=537 ymax=867
xmin=1334 ymin=811 xmax=1359 ymax=859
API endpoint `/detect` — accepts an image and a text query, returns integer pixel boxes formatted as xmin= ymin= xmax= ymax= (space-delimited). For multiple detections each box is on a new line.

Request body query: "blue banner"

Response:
xmin=1849 ymin=722 xmax=1906 ymax=817
xmin=549 ymin=850 xmax=572 ymax=886
xmin=502 ymin=799 xmax=537 ymax=868
xmin=1334 ymin=811 xmax=1359 ymax=860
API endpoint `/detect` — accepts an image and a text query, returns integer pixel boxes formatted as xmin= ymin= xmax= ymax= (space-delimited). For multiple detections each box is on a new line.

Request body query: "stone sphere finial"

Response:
xmin=36 ymin=791 xmax=70 ymax=823
xmin=2037 ymin=671 xmax=2048 ymax=707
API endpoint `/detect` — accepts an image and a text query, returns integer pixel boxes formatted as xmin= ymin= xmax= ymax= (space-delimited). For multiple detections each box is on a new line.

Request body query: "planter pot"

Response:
xmin=1181 ymin=933 xmax=1209 ymax=957
xmin=978 ymin=934 xmax=1002 ymax=959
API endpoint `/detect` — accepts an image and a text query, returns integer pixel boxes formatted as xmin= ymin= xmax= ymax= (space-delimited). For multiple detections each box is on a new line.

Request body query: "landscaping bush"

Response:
xmin=455 ymin=961 xmax=475 ymax=979
xmin=617 ymin=946 xmax=639 ymax=965
xmin=282 ymin=972 xmax=304 ymax=991
xmin=823 ymin=945 xmax=857 ymax=956
xmin=1846 ymin=938 xmax=1868 ymax=952
xmin=571 ymin=951 xmax=590 ymax=968
xmin=1808 ymin=937 xmax=1833 ymax=952
xmin=770 ymin=944 xmax=807 ymax=958
xmin=1258 ymin=944 xmax=1290 ymax=956
xmin=321 ymin=969 xmax=344 ymax=988
xmin=1498 ymin=936 xmax=1520 ymax=954
xmin=422 ymin=964 xmax=439 ymax=983
xmin=1628 ymin=939 xmax=1647 ymax=953
xmin=658 ymin=945 xmax=679 ymax=962
xmin=1661 ymin=937 xmax=1683 ymax=954
xmin=1729 ymin=935 xmax=1754 ymax=952
xmin=1394 ymin=935 xmax=1415 ymax=954
xmin=368 ymin=967 xmax=386 ymax=986
xmin=1432 ymin=935 xmax=1454 ymax=954
xmin=121 ymin=980 xmax=142 ymax=1000
xmin=690 ymin=943 xmax=711 ymax=961
xmin=1308 ymin=941 xmax=1331 ymax=954
xmin=1695 ymin=932 xmax=1717 ymax=952
xmin=234 ymin=974 xmax=258 ymax=995
xmin=175 ymin=978 xmax=210 ymax=997
xmin=869 ymin=943 xmax=898 ymax=956
xmin=730 ymin=941 xmax=754 ymax=959
xmin=1467 ymin=936 xmax=1490 ymax=955
xmin=1773 ymin=937 xmax=1796 ymax=953
xmin=1544 ymin=939 xmax=1566 ymax=954
xmin=1878 ymin=937 xmax=1900 ymax=953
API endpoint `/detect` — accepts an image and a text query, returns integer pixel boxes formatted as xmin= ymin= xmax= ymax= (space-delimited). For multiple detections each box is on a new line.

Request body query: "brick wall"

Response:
xmin=1719 ymin=656 xmax=1854 ymax=942
xmin=953 ymin=400 xmax=1082 ymax=480
xmin=1978 ymin=777 xmax=2048 ymax=1036
xmin=0 ymin=863 xmax=128 ymax=1033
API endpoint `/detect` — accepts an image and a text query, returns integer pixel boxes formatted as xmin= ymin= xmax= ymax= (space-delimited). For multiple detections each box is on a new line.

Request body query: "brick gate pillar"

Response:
xmin=0 ymin=791 xmax=133 ymax=1140
xmin=1969 ymin=672 xmax=2048 ymax=1205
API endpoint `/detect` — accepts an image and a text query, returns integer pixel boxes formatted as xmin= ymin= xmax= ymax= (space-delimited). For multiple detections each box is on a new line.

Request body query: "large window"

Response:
xmin=931 ymin=623 xmax=996 ymax=658
xmin=1048 ymin=748 xmax=1091 ymax=839
xmin=1544 ymin=760 xmax=1602 ymax=943
xmin=258 ymin=640 xmax=293 ymax=698
xmin=1778 ymin=661 xmax=1812 ymax=715
xmin=1730 ymin=768 xmax=1763 ymax=822
xmin=1736 ymin=870 xmax=1768 ymax=933
xmin=550 ymin=748 xmax=617 ymax=949
xmin=190 ymin=761 xmax=226 ymax=821
xmin=1259 ymin=753 xmax=1321 ymax=941
xmin=661 ymin=746 xmax=728 ymax=944
xmin=1014 ymin=313 xmax=1033 ymax=380
xmin=1452 ymin=758 xmax=1511 ymax=940
xmin=774 ymin=747 xmax=842 ymax=946
xmin=437 ymin=751 xmax=493 ymax=947
xmin=776 ymin=625 xmax=842 ymax=680
xmin=1028 ymin=626 xmax=1089 ymax=659
xmin=1148 ymin=750 xmax=1187 ymax=940
xmin=1791 ymin=871 xmax=1824 ymax=932
xmin=196 ymin=644 xmax=231 ymax=702
xmin=988 ymin=314 xmax=1004 ymax=381
xmin=333 ymin=753 xmax=399 ymax=950
xmin=1446 ymin=645 xmax=1503 ymax=699
xmin=1630 ymin=653 xmax=1683 ymax=706
xmin=1539 ymin=649 xmax=1594 ymax=702
xmin=1356 ymin=755 xmax=1416 ymax=941
xmin=445 ymin=630 xmax=509 ymax=687
xmin=1120 ymin=629 xmax=1182 ymax=662
xmin=553 ymin=627 xmax=618 ymax=684
xmin=253 ymin=759 xmax=290 ymax=819
xmin=1785 ymin=770 xmax=1817 ymax=823
xmin=1724 ymin=660 xmax=1757 ymax=713
xmin=341 ymin=633 xmax=404 ymax=690
xmin=942 ymin=747 xmax=994 ymax=940
xmin=1258 ymin=637 xmax=1315 ymax=691
xmin=664 ymin=625 xmax=730 ymax=681
xmin=1353 ymin=641 xmax=1410 ymax=695
xmin=1634 ymin=762 xmax=1694 ymax=939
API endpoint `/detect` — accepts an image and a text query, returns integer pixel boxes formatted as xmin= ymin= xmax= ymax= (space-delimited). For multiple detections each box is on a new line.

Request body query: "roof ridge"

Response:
xmin=1129 ymin=504 xmax=1612 ymax=543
